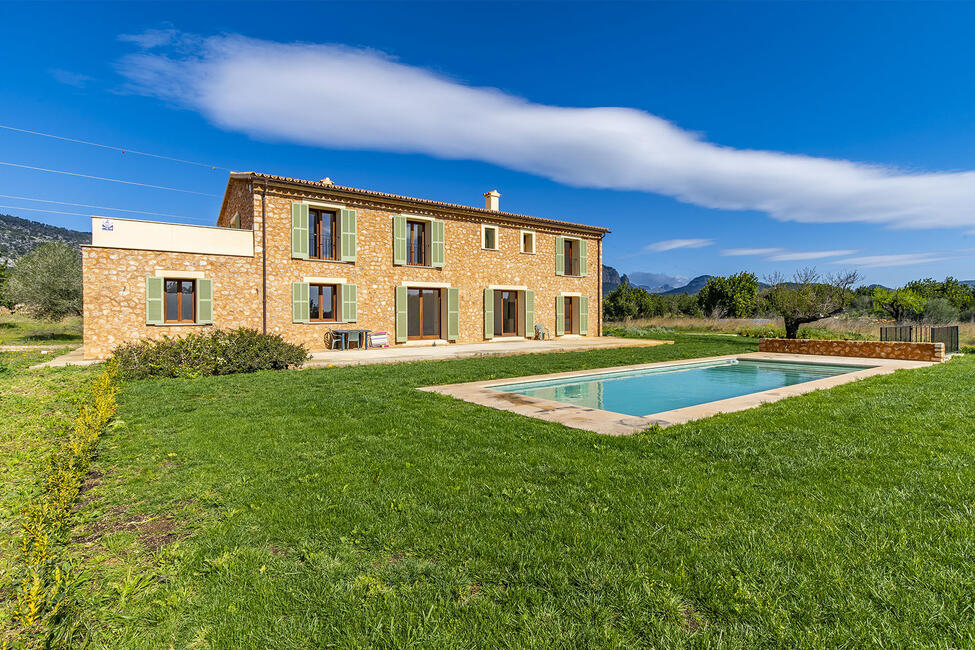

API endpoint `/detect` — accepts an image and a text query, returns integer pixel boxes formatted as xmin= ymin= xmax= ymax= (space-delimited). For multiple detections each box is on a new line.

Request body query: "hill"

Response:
xmin=602 ymin=265 xmax=622 ymax=293
xmin=661 ymin=275 xmax=714 ymax=295
xmin=0 ymin=213 xmax=90 ymax=262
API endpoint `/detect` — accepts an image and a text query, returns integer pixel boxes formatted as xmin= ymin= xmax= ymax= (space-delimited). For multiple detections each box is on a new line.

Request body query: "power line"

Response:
xmin=0 ymin=162 xmax=220 ymax=197
xmin=0 ymin=194 xmax=202 ymax=221
xmin=0 ymin=204 xmax=214 ymax=224
xmin=0 ymin=124 xmax=231 ymax=171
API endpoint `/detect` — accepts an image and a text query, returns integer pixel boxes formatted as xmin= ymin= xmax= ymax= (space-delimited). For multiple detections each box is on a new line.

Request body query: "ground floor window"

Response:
xmin=563 ymin=296 xmax=577 ymax=334
xmin=309 ymin=284 xmax=338 ymax=321
xmin=494 ymin=290 xmax=520 ymax=336
xmin=165 ymin=279 xmax=196 ymax=323
xmin=408 ymin=288 xmax=441 ymax=339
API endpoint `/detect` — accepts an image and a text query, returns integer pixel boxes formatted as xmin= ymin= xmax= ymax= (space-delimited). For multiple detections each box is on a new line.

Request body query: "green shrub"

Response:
xmin=960 ymin=345 xmax=975 ymax=354
xmin=110 ymin=328 xmax=309 ymax=379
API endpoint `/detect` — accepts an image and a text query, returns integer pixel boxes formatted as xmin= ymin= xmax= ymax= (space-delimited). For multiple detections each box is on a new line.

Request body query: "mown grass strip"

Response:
xmin=7 ymin=361 xmax=120 ymax=646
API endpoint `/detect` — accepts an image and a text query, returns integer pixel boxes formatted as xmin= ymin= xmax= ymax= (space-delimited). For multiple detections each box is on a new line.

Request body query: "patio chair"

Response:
xmin=534 ymin=323 xmax=551 ymax=341
xmin=326 ymin=329 xmax=343 ymax=350
xmin=370 ymin=331 xmax=390 ymax=348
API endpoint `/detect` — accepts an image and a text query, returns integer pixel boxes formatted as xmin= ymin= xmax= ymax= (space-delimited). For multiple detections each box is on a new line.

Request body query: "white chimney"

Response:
xmin=484 ymin=189 xmax=501 ymax=211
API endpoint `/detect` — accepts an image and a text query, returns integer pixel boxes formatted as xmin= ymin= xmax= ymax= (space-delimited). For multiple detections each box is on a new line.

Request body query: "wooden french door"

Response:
xmin=407 ymin=288 xmax=441 ymax=339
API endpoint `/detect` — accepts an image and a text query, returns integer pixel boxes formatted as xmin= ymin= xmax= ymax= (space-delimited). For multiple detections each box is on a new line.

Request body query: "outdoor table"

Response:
xmin=333 ymin=329 xmax=372 ymax=350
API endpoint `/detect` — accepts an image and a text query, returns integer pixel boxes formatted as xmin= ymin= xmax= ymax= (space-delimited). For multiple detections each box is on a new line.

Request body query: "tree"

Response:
xmin=5 ymin=242 xmax=82 ymax=320
xmin=922 ymin=298 xmax=958 ymax=324
xmin=603 ymin=282 xmax=656 ymax=320
xmin=763 ymin=268 xmax=859 ymax=339
xmin=872 ymin=287 xmax=926 ymax=322
xmin=0 ymin=255 xmax=10 ymax=309
xmin=697 ymin=272 xmax=759 ymax=318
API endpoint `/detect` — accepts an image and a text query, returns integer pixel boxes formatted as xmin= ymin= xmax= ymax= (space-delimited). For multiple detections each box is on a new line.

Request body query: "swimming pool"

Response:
xmin=492 ymin=358 xmax=870 ymax=417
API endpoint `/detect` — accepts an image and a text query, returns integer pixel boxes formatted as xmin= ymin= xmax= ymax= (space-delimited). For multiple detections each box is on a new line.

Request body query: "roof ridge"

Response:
xmin=232 ymin=171 xmax=610 ymax=234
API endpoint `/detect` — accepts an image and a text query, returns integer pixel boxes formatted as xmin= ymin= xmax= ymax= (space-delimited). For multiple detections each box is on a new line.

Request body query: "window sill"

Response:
xmin=304 ymin=321 xmax=349 ymax=325
xmin=151 ymin=323 xmax=212 ymax=327
xmin=404 ymin=264 xmax=441 ymax=269
xmin=481 ymin=248 xmax=499 ymax=252
xmin=304 ymin=258 xmax=354 ymax=264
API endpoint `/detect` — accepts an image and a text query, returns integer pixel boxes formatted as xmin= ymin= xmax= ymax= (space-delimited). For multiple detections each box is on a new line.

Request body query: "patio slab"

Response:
xmin=419 ymin=352 xmax=935 ymax=435
xmin=28 ymin=346 xmax=98 ymax=369
xmin=304 ymin=336 xmax=672 ymax=368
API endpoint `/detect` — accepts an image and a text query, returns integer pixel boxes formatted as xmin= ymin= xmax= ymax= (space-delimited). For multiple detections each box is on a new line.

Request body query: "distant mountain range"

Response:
xmin=603 ymin=266 xmax=712 ymax=295
xmin=0 ymin=213 xmax=90 ymax=263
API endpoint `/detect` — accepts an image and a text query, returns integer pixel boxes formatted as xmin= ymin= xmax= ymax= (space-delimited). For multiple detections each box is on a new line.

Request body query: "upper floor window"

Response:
xmin=165 ymin=279 xmax=196 ymax=323
xmin=407 ymin=220 xmax=427 ymax=266
xmin=521 ymin=231 xmax=535 ymax=254
xmin=309 ymin=209 xmax=338 ymax=260
xmin=563 ymin=238 xmax=579 ymax=276
xmin=482 ymin=225 xmax=498 ymax=250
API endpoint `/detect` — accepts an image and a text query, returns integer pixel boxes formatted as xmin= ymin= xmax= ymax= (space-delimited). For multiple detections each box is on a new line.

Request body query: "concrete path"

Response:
xmin=304 ymin=336 xmax=672 ymax=368
xmin=28 ymin=347 xmax=98 ymax=369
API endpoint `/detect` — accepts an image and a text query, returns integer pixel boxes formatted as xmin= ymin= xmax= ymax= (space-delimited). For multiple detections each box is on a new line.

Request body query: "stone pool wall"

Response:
xmin=759 ymin=338 xmax=944 ymax=363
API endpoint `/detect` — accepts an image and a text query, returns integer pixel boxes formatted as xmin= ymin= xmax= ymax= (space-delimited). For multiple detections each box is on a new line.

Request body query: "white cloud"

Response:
xmin=766 ymin=249 xmax=858 ymax=261
xmin=117 ymin=33 xmax=975 ymax=229
xmin=644 ymin=238 xmax=714 ymax=252
xmin=830 ymin=252 xmax=955 ymax=268
xmin=49 ymin=69 xmax=92 ymax=88
xmin=118 ymin=28 xmax=180 ymax=49
xmin=721 ymin=247 xmax=783 ymax=256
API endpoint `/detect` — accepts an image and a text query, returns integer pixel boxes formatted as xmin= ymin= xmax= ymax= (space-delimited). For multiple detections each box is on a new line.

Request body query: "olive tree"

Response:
xmin=5 ymin=242 xmax=83 ymax=320
xmin=763 ymin=268 xmax=859 ymax=339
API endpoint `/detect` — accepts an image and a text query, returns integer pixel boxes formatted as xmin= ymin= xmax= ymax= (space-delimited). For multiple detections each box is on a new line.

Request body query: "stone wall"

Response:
xmin=82 ymin=177 xmax=604 ymax=358
xmin=254 ymin=183 xmax=602 ymax=351
xmin=759 ymin=338 xmax=944 ymax=362
xmin=82 ymin=247 xmax=261 ymax=359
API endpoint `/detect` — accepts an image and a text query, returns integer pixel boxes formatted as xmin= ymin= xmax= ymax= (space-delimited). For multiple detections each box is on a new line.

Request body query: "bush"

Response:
xmin=960 ymin=345 xmax=975 ymax=354
xmin=922 ymin=298 xmax=959 ymax=324
xmin=110 ymin=328 xmax=309 ymax=379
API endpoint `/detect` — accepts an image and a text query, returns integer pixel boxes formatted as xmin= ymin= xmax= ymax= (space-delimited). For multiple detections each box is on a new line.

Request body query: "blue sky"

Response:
xmin=1 ymin=1 xmax=974 ymax=285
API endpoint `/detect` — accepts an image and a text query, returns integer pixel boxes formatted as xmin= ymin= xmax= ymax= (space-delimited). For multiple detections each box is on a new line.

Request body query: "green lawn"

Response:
xmin=38 ymin=335 xmax=975 ymax=647
xmin=0 ymin=313 xmax=83 ymax=345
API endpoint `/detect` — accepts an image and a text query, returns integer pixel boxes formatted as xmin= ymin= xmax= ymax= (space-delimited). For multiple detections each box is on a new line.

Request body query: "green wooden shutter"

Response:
xmin=145 ymin=276 xmax=163 ymax=325
xmin=292 ymin=282 xmax=309 ymax=323
xmin=196 ymin=278 xmax=213 ymax=324
xmin=483 ymin=288 xmax=494 ymax=340
xmin=555 ymin=296 xmax=565 ymax=336
xmin=291 ymin=203 xmax=309 ymax=259
xmin=393 ymin=215 xmax=407 ymax=265
xmin=524 ymin=290 xmax=534 ymax=338
xmin=579 ymin=296 xmax=589 ymax=335
xmin=579 ymin=240 xmax=588 ymax=277
xmin=395 ymin=285 xmax=408 ymax=343
xmin=447 ymin=287 xmax=459 ymax=341
xmin=555 ymin=236 xmax=564 ymax=276
xmin=340 ymin=208 xmax=357 ymax=262
xmin=431 ymin=220 xmax=445 ymax=268
xmin=342 ymin=284 xmax=357 ymax=322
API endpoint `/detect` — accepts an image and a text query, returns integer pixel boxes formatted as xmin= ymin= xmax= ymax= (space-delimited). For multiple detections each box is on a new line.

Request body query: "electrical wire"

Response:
xmin=0 ymin=204 xmax=214 ymax=224
xmin=0 ymin=161 xmax=220 ymax=196
xmin=0 ymin=194 xmax=201 ymax=220
xmin=0 ymin=124 xmax=230 ymax=171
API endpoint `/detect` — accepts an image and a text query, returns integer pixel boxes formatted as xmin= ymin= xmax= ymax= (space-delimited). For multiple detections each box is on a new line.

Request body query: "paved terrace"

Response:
xmin=304 ymin=337 xmax=672 ymax=368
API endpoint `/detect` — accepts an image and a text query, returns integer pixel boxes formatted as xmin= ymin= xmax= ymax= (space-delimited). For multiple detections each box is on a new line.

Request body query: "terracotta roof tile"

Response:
xmin=232 ymin=171 xmax=610 ymax=235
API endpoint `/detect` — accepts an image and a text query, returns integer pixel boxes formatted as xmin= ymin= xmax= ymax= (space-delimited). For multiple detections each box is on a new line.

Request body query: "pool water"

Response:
xmin=493 ymin=359 xmax=869 ymax=417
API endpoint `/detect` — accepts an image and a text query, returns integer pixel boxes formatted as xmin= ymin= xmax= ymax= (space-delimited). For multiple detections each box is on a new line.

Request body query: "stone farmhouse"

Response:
xmin=81 ymin=173 xmax=609 ymax=359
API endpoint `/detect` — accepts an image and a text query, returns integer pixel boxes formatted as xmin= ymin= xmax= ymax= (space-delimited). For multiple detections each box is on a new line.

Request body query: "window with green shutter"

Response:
xmin=579 ymin=296 xmax=589 ymax=335
xmin=431 ymin=220 xmax=445 ymax=268
xmin=145 ymin=276 xmax=164 ymax=325
xmin=291 ymin=203 xmax=309 ymax=259
xmin=342 ymin=284 xmax=357 ymax=322
xmin=483 ymin=288 xmax=494 ymax=339
xmin=447 ymin=287 xmax=459 ymax=341
xmin=524 ymin=290 xmax=534 ymax=338
xmin=555 ymin=236 xmax=564 ymax=276
xmin=292 ymin=282 xmax=310 ymax=323
xmin=395 ymin=285 xmax=408 ymax=342
xmin=393 ymin=215 xmax=407 ymax=265
xmin=579 ymin=240 xmax=588 ymax=277
xmin=196 ymin=279 xmax=213 ymax=324
xmin=340 ymin=209 xmax=357 ymax=262
xmin=555 ymin=295 xmax=565 ymax=336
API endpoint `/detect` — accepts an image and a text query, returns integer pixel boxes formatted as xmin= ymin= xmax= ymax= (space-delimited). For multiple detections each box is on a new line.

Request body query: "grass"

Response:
xmin=11 ymin=334 xmax=975 ymax=647
xmin=609 ymin=315 xmax=975 ymax=345
xmin=0 ymin=351 xmax=99 ymax=638
xmin=0 ymin=313 xmax=83 ymax=346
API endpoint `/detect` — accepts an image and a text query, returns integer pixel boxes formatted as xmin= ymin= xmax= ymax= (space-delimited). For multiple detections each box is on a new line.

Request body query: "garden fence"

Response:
xmin=880 ymin=325 xmax=959 ymax=354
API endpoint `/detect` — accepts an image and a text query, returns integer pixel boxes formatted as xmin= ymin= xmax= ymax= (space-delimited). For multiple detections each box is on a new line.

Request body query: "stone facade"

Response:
xmin=82 ymin=174 xmax=607 ymax=359
xmin=758 ymin=338 xmax=944 ymax=363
